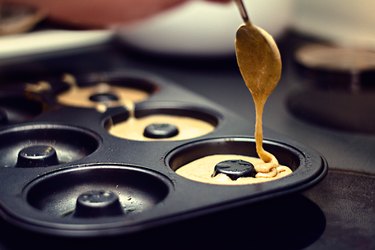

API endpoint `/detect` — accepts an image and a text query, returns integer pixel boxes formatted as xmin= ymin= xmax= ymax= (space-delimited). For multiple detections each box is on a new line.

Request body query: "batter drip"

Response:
xmin=175 ymin=1 xmax=293 ymax=184
xmin=235 ymin=7 xmax=285 ymax=178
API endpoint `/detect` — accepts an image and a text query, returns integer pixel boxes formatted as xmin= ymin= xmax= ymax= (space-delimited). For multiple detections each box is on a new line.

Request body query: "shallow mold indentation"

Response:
xmin=25 ymin=165 xmax=171 ymax=218
xmin=167 ymin=138 xmax=302 ymax=185
xmin=56 ymin=75 xmax=157 ymax=109
xmin=0 ymin=93 xmax=44 ymax=125
xmin=106 ymin=104 xmax=220 ymax=141
xmin=0 ymin=124 xmax=100 ymax=168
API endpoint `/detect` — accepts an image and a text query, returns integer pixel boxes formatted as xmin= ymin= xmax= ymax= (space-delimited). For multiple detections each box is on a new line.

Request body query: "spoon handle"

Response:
xmin=234 ymin=0 xmax=251 ymax=24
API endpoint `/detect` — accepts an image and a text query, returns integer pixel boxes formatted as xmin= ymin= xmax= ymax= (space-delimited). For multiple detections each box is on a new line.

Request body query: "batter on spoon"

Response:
xmin=175 ymin=0 xmax=292 ymax=184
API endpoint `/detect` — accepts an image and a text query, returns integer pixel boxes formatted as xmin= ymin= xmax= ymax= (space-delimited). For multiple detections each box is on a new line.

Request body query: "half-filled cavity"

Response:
xmin=56 ymin=74 xmax=157 ymax=111
xmin=25 ymin=165 xmax=171 ymax=218
xmin=106 ymin=104 xmax=219 ymax=141
xmin=0 ymin=124 xmax=100 ymax=168
xmin=0 ymin=92 xmax=45 ymax=125
xmin=167 ymin=138 xmax=299 ymax=185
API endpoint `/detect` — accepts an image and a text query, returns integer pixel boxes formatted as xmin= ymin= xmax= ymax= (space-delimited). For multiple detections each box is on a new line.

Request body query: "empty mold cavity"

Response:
xmin=167 ymin=138 xmax=302 ymax=185
xmin=0 ymin=94 xmax=44 ymax=124
xmin=25 ymin=165 xmax=171 ymax=218
xmin=106 ymin=105 xmax=219 ymax=141
xmin=56 ymin=75 xmax=157 ymax=109
xmin=0 ymin=124 xmax=100 ymax=168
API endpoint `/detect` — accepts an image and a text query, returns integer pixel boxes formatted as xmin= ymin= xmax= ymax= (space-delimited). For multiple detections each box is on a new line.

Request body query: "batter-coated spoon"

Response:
xmin=234 ymin=0 xmax=282 ymax=177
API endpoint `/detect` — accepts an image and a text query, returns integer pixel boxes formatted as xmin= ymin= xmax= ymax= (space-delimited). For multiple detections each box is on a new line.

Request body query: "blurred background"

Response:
xmin=1 ymin=0 xmax=374 ymax=58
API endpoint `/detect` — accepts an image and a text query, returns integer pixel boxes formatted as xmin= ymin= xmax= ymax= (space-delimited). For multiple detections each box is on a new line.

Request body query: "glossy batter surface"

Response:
xmin=109 ymin=114 xmax=215 ymax=141
xmin=176 ymin=154 xmax=292 ymax=185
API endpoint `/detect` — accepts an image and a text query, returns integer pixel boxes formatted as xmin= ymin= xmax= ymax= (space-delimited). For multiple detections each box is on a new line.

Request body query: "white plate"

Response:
xmin=116 ymin=0 xmax=293 ymax=56
xmin=292 ymin=0 xmax=375 ymax=50
xmin=0 ymin=29 xmax=113 ymax=59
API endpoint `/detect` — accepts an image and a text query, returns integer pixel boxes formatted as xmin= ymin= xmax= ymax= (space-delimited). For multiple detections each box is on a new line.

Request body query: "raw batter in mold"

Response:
xmin=176 ymin=154 xmax=292 ymax=185
xmin=57 ymin=77 xmax=149 ymax=112
xmin=58 ymin=76 xmax=214 ymax=141
xmin=109 ymin=114 xmax=214 ymax=141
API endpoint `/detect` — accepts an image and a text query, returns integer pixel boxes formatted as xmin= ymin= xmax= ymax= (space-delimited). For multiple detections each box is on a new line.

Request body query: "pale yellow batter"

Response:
xmin=176 ymin=154 xmax=292 ymax=185
xmin=108 ymin=114 xmax=215 ymax=141
xmin=57 ymin=82 xmax=149 ymax=111
xmin=24 ymin=81 xmax=51 ymax=93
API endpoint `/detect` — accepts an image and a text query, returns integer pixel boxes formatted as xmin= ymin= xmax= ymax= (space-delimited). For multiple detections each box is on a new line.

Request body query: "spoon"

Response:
xmin=234 ymin=0 xmax=282 ymax=177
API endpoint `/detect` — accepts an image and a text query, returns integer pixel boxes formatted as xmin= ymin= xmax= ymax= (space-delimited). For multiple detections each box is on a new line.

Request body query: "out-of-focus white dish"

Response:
xmin=292 ymin=0 xmax=375 ymax=50
xmin=0 ymin=30 xmax=113 ymax=59
xmin=116 ymin=0 xmax=293 ymax=56
xmin=0 ymin=0 xmax=294 ymax=59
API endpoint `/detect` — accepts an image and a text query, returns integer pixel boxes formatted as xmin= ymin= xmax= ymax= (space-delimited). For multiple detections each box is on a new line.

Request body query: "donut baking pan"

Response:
xmin=0 ymin=70 xmax=327 ymax=237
